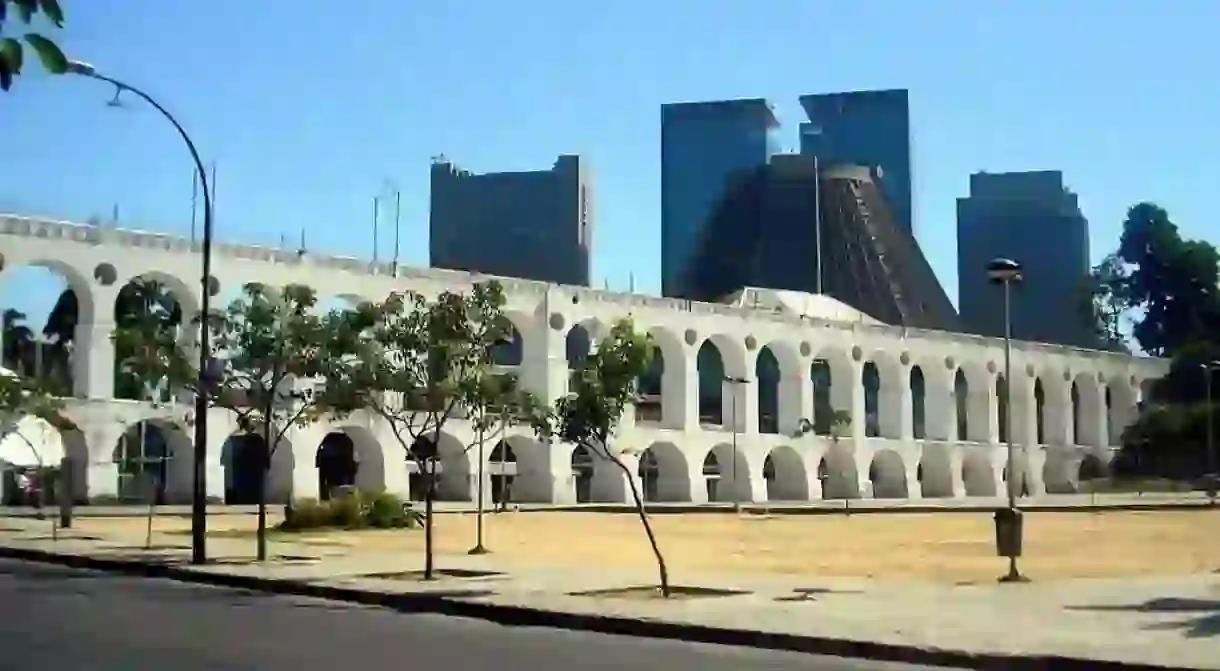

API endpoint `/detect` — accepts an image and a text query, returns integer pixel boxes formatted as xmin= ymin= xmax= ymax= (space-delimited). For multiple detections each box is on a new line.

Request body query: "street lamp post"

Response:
xmin=987 ymin=257 xmax=1027 ymax=583
xmin=1200 ymin=361 xmax=1220 ymax=504
xmin=67 ymin=61 xmax=215 ymax=565
xmin=724 ymin=375 xmax=750 ymax=512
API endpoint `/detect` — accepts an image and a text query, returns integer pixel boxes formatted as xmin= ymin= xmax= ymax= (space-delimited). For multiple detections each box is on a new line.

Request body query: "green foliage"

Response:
xmin=0 ymin=370 xmax=76 ymax=433
xmin=1116 ymin=401 xmax=1218 ymax=481
xmin=1091 ymin=203 xmax=1220 ymax=358
xmin=326 ymin=281 xmax=517 ymax=460
xmin=533 ymin=318 xmax=653 ymax=451
xmin=0 ymin=0 xmax=68 ymax=91
xmin=279 ymin=490 xmax=421 ymax=531
xmin=110 ymin=280 xmax=184 ymax=401
xmin=1079 ymin=253 xmax=1132 ymax=353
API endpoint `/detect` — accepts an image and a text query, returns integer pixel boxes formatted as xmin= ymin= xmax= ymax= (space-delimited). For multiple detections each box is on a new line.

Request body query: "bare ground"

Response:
xmin=76 ymin=509 xmax=1220 ymax=583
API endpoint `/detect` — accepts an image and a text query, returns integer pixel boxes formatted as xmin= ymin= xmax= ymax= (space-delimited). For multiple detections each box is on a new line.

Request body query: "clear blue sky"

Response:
xmin=2 ymin=0 xmax=1217 ymax=325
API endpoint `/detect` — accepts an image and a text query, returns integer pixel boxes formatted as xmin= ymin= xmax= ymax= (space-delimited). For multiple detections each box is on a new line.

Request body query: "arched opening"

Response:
xmin=113 ymin=420 xmax=192 ymax=504
xmin=408 ymin=433 xmax=471 ymax=502
xmin=820 ymin=442 xmax=860 ymax=499
xmin=489 ymin=440 xmax=518 ymax=504
xmin=961 ymin=450 xmax=996 ymax=497
xmin=220 ymin=428 xmax=293 ymax=506
xmin=1079 ymin=452 xmax=1108 ymax=483
xmin=1034 ymin=378 xmax=1046 ymax=444
xmin=918 ymin=443 xmax=954 ymax=498
xmin=763 ymin=446 xmax=807 ymax=501
xmin=1002 ymin=459 xmax=1032 ymax=498
xmin=910 ymin=365 xmax=926 ymax=439
xmin=0 ymin=261 xmax=93 ymax=397
xmin=490 ymin=320 xmax=524 ymax=368
xmin=0 ymin=411 xmax=89 ymax=504
xmin=702 ymin=451 xmax=721 ymax=501
xmin=810 ymin=359 xmax=833 ymax=435
xmin=756 ymin=346 xmax=780 ymax=434
xmin=862 ymin=361 xmax=881 ymax=437
xmin=316 ymin=432 xmax=357 ymax=500
xmin=696 ymin=340 xmax=725 ymax=425
xmin=111 ymin=276 xmax=186 ymax=401
xmin=1071 ymin=381 xmax=1081 ymax=445
xmin=565 ymin=320 xmax=601 ymax=393
xmin=638 ymin=442 xmax=689 ymax=502
xmin=571 ymin=445 xmax=594 ymax=503
xmin=869 ymin=449 xmax=908 ymax=498
xmin=634 ymin=345 xmax=664 ymax=424
xmin=1107 ymin=380 xmax=1136 ymax=445
xmin=953 ymin=368 xmax=969 ymax=441
xmin=996 ymin=373 xmax=1009 ymax=443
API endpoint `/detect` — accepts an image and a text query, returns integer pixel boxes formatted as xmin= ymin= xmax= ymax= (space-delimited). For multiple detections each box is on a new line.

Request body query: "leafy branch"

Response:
xmin=0 ymin=0 xmax=69 ymax=91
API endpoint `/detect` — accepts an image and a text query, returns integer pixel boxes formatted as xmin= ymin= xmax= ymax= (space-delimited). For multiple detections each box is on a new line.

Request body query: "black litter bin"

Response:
xmin=993 ymin=508 xmax=1024 ymax=558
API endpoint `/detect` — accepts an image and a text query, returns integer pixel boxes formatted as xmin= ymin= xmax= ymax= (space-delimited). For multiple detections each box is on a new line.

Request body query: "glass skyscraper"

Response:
xmin=660 ymin=99 xmax=780 ymax=299
xmin=799 ymin=89 xmax=914 ymax=235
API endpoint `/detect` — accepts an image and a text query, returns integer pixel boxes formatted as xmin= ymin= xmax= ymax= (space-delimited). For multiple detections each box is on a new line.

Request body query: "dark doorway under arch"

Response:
xmin=224 ymin=434 xmax=267 ymax=505
xmin=317 ymin=432 xmax=358 ymax=500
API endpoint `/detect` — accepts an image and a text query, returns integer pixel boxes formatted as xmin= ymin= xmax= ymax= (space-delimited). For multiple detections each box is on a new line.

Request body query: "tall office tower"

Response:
xmin=957 ymin=171 xmax=1095 ymax=348
xmin=682 ymin=155 xmax=958 ymax=331
xmin=661 ymin=99 xmax=781 ymax=299
xmin=798 ymin=89 xmax=914 ymax=235
xmin=429 ymin=155 xmax=593 ymax=286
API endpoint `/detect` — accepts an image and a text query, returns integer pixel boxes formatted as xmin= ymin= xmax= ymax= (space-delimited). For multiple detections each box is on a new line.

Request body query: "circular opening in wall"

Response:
xmin=93 ymin=262 xmax=117 ymax=286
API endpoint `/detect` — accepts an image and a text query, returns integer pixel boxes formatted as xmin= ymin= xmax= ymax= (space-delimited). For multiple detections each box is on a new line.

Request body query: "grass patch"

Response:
xmin=568 ymin=585 xmax=748 ymax=601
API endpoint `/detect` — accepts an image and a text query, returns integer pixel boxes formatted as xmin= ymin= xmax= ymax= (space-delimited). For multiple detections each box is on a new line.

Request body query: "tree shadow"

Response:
xmin=1068 ymin=598 xmax=1220 ymax=638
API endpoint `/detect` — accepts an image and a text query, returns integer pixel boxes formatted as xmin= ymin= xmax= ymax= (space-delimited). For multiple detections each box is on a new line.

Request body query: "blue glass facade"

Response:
xmin=660 ymin=99 xmax=780 ymax=299
xmin=798 ymin=89 xmax=914 ymax=235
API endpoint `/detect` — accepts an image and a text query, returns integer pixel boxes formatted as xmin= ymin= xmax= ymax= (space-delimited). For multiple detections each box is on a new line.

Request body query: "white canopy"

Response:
xmin=0 ymin=365 xmax=66 ymax=468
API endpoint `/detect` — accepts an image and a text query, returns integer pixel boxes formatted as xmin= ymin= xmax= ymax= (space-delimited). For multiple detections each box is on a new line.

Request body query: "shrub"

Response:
xmin=279 ymin=489 xmax=421 ymax=531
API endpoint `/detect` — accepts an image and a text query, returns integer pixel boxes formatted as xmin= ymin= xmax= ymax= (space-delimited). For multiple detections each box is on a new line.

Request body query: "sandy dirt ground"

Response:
xmin=77 ymin=509 xmax=1220 ymax=583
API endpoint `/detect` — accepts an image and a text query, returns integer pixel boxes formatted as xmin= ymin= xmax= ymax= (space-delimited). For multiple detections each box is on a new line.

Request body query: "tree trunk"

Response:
xmin=424 ymin=457 xmax=435 ymax=580
xmin=256 ymin=469 xmax=268 ymax=562
xmin=608 ymin=449 xmax=670 ymax=597
xmin=257 ymin=420 xmax=272 ymax=563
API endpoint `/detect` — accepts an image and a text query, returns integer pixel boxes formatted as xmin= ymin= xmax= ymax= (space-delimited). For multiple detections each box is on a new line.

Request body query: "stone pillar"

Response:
xmin=1043 ymin=379 xmax=1073 ymax=446
xmin=878 ymin=373 xmax=912 ymax=440
xmin=924 ymin=369 xmax=955 ymax=441
xmin=777 ymin=367 xmax=812 ymax=436
xmin=74 ymin=321 xmax=115 ymax=400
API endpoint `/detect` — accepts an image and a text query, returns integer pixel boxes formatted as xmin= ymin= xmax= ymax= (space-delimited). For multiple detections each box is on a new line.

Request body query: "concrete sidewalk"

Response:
xmin=0 ymin=491 xmax=1212 ymax=519
xmin=1 ymin=516 xmax=1216 ymax=670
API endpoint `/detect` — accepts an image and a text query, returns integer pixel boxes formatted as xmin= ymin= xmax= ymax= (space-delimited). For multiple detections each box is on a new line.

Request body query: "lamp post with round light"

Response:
xmin=66 ymin=60 xmax=215 ymax=565
xmin=987 ymin=257 xmax=1028 ymax=583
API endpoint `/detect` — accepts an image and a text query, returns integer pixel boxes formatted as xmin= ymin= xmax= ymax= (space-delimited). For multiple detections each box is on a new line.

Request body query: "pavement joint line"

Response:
xmin=0 ymin=544 xmax=1204 ymax=671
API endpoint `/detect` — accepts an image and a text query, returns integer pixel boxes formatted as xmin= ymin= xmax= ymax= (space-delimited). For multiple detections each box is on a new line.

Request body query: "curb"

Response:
xmin=0 ymin=545 xmax=1201 ymax=671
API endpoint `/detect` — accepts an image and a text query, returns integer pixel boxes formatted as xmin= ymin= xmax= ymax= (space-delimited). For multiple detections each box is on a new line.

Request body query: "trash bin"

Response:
xmin=993 ymin=508 xmax=1024 ymax=558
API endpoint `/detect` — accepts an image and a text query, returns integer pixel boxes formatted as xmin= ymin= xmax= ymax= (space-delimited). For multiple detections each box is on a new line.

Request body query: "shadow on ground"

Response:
xmin=772 ymin=587 xmax=865 ymax=602
xmin=1068 ymin=598 xmax=1220 ymax=638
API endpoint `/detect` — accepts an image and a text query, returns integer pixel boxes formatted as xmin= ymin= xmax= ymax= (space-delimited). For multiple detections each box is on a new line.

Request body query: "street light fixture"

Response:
xmin=987 ymin=257 xmax=1027 ymax=583
xmin=67 ymin=60 xmax=216 ymax=565
xmin=1199 ymin=361 xmax=1220 ymax=504
xmin=724 ymin=375 xmax=750 ymax=512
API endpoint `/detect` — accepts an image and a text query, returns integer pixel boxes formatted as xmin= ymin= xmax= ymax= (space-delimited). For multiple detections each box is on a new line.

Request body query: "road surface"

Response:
xmin=0 ymin=558 xmax=945 ymax=670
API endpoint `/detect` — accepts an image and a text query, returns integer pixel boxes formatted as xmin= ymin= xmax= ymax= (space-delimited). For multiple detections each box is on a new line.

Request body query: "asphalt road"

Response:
xmin=0 ymin=558 xmax=948 ymax=671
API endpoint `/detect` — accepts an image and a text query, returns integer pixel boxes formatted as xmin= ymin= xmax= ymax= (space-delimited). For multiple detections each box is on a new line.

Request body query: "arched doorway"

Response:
xmin=114 ymin=421 xmax=172 ymax=504
xmin=572 ymin=445 xmax=594 ymax=503
xmin=222 ymin=433 xmax=267 ymax=505
xmin=489 ymin=440 xmax=518 ymax=505
xmin=763 ymin=446 xmax=807 ymax=501
xmin=316 ymin=432 xmax=357 ymax=501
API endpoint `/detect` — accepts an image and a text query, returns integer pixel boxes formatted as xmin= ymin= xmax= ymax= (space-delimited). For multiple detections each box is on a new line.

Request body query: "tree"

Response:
xmin=326 ymin=281 xmax=515 ymax=579
xmin=112 ymin=280 xmax=183 ymax=401
xmin=528 ymin=319 xmax=666 ymax=595
xmin=1079 ymin=253 xmax=1132 ymax=353
xmin=1090 ymin=203 xmax=1220 ymax=357
xmin=0 ymin=369 xmax=77 ymax=513
xmin=2 ymin=308 xmax=33 ymax=372
xmin=465 ymin=368 xmax=544 ymax=549
xmin=0 ymin=0 xmax=69 ymax=91
xmin=114 ymin=282 xmax=338 ymax=561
